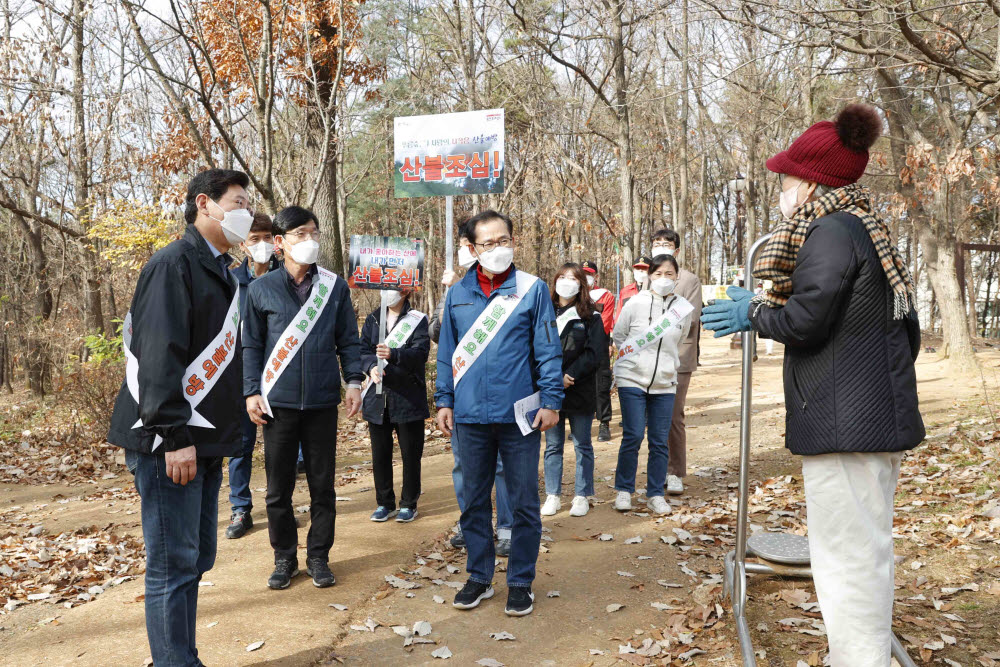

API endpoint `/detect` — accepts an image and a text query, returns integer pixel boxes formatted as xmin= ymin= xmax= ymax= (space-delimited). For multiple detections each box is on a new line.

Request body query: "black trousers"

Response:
xmin=596 ymin=348 xmax=613 ymax=424
xmin=368 ymin=415 xmax=425 ymax=510
xmin=263 ymin=406 xmax=337 ymax=562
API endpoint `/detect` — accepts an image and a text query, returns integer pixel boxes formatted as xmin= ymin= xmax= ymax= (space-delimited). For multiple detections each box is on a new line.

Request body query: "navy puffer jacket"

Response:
xmin=750 ymin=211 xmax=925 ymax=456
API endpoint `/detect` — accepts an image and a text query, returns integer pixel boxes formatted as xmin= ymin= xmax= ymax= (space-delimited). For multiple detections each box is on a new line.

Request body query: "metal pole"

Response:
xmin=445 ymin=196 xmax=454 ymax=272
xmin=732 ymin=233 xmax=773 ymax=667
xmin=376 ymin=289 xmax=388 ymax=395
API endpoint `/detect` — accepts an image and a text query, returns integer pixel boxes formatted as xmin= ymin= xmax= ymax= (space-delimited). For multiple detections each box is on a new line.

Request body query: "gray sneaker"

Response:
xmin=496 ymin=538 xmax=511 ymax=557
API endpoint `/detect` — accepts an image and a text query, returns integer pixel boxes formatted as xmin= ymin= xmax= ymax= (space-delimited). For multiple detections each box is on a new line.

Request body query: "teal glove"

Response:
xmin=700 ymin=286 xmax=754 ymax=338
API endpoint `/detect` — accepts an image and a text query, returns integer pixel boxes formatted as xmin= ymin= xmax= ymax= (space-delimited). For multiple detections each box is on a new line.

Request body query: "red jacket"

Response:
xmin=615 ymin=282 xmax=640 ymax=321
xmin=590 ymin=287 xmax=616 ymax=334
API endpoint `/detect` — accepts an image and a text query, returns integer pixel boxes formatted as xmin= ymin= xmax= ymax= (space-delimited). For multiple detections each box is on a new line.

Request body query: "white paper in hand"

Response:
xmin=513 ymin=391 xmax=542 ymax=436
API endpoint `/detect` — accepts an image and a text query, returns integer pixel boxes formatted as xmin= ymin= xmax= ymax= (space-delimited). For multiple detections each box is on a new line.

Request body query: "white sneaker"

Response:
xmin=540 ymin=494 xmax=561 ymax=516
xmin=614 ymin=491 xmax=632 ymax=512
xmin=667 ymin=474 xmax=684 ymax=495
xmin=648 ymin=496 xmax=671 ymax=516
xmin=569 ymin=496 xmax=589 ymax=517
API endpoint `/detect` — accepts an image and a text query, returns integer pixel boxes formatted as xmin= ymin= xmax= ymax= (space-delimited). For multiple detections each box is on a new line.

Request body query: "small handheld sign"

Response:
xmin=348 ymin=235 xmax=425 ymax=395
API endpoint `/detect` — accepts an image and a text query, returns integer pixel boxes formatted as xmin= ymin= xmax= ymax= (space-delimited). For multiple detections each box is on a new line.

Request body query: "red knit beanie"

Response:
xmin=766 ymin=104 xmax=883 ymax=187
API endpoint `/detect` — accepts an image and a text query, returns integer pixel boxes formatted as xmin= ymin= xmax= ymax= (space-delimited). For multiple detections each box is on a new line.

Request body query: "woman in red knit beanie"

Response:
xmin=703 ymin=105 xmax=924 ymax=667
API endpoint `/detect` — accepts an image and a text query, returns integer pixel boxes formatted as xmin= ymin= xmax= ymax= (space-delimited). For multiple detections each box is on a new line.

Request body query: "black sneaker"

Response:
xmin=598 ymin=422 xmax=611 ymax=442
xmin=267 ymin=559 xmax=299 ymax=590
xmin=450 ymin=526 xmax=466 ymax=549
xmin=505 ymin=587 xmax=535 ymax=616
xmin=453 ymin=580 xmax=494 ymax=610
xmin=306 ymin=558 xmax=336 ymax=588
xmin=495 ymin=538 xmax=511 ymax=557
xmin=225 ymin=511 xmax=253 ymax=539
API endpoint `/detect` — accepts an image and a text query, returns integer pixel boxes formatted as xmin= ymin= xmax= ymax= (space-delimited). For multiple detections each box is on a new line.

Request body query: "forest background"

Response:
xmin=1 ymin=0 xmax=999 ymax=411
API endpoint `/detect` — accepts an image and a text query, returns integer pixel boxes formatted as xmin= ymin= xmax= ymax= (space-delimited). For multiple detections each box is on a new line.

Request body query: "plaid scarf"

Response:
xmin=752 ymin=184 xmax=914 ymax=320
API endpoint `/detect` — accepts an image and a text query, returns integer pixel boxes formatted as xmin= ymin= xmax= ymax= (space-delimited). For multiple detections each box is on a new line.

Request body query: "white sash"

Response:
xmin=556 ymin=306 xmax=579 ymax=335
xmin=361 ymin=309 xmax=427 ymax=400
xmin=259 ymin=267 xmax=339 ymax=417
xmin=123 ymin=283 xmax=241 ymax=451
xmin=615 ymin=297 xmax=694 ymax=362
xmin=451 ymin=271 xmax=539 ymax=385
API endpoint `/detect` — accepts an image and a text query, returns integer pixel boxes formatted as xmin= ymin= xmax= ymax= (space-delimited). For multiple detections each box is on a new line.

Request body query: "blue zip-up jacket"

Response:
xmin=242 ymin=266 xmax=364 ymax=410
xmin=234 ymin=256 xmax=281 ymax=315
xmin=435 ymin=264 xmax=564 ymax=423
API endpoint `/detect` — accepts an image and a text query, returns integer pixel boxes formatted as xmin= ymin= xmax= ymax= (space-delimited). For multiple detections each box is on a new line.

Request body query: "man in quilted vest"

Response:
xmin=701 ymin=105 xmax=924 ymax=666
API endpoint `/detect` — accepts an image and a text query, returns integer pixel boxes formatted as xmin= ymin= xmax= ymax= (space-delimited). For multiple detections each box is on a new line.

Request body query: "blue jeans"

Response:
xmin=455 ymin=423 xmax=541 ymax=587
xmin=227 ymin=415 xmax=256 ymax=512
xmin=615 ymin=387 xmax=675 ymax=497
xmin=451 ymin=431 xmax=512 ymax=537
xmin=543 ymin=411 xmax=595 ymax=496
xmin=126 ymin=449 xmax=222 ymax=667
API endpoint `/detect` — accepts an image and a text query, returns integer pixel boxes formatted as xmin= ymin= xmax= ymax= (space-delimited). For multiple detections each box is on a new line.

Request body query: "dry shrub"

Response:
xmin=59 ymin=360 xmax=124 ymax=438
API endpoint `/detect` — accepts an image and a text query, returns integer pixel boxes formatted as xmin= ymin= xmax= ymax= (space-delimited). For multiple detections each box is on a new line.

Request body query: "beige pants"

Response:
xmin=802 ymin=451 xmax=904 ymax=667
xmin=667 ymin=372 xmax=691 ymax=477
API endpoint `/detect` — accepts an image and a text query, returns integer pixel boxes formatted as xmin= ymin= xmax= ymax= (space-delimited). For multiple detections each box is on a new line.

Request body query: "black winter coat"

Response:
xmin=749 ymin=211 xmax=925 ymax=456
xmin=360 ymin=301 xmax=431 ymax=425
xmin=107 ymin=226 xmax=242 ymax=457
xmin=242 ymin=265 xmax=365 ymax=409
xmin=555 ymin=304 xmax=604 ymax=414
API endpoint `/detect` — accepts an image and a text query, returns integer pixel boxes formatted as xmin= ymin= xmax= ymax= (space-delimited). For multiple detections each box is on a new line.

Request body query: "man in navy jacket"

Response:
xmin=225 ymin=212 xmax=280 ymax=539
xmin=435 ymin=210 xmax=563 ymax=617
xmin=243 ymin=206 xmax=364 ymax=591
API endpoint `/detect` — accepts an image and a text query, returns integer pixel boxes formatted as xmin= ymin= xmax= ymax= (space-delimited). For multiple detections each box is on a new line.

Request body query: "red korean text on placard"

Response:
xmin=400 ymin=157 xmax=421 ymax=182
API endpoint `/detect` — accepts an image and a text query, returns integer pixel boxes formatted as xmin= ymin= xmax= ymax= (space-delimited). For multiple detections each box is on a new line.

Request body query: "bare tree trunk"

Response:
xmin=676 ymin=0 xmax=690 ymax=263
xmin=611 ymin=0 xmax=635 ymax=267
xmin=15 ymin=214 xmax=53 ymax=395
xmin=877 ymin=67 xmax=978 ymax=371
xmin=311 ymin=14 xmax=346 ymax=274
xmin=72 ymin=0 xmax=103 ymax=335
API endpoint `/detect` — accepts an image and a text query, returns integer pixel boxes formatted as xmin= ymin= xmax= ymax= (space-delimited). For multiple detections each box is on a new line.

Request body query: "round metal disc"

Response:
xmin=747 ymin=532 xmax=811 ymax=565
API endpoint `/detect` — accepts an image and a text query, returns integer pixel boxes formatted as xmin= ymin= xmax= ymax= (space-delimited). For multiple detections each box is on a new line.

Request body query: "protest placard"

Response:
xmin=348 ymin=235 xmax=424 ymax=291
xmin=394 ymin=109 xmax=505 ymax=198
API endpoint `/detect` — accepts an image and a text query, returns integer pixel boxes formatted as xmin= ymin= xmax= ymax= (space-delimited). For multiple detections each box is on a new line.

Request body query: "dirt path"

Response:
xmin=1 ymin=335 xmax=996 ymax=666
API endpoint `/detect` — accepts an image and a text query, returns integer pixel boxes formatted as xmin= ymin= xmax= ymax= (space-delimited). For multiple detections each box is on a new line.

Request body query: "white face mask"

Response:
xmin=585 ymin=274 xmax=595 ymax=287
xmin=457 ymin=245 xmax=476 ymax=269
xmin=246 ymin=241 xmax=274 ymax=264
xmin=385 ymin=290 xmax=403 ymax=308
xmin=652 ymin=244 xmax=675 ymax=257
xmin=285 ymin=238 xmax=320 ymax=265
xmin=651 ymin=277 xmax=676 ymax=296
xmin=476 ymin=245 xmax=514 ymax=274
xmin=555 ymin=277 xmax=581 ymax=299
xmin=633 ymin=269 xmax=648 ymax=285
xmin=779 ymin=181 xmax=805 ymax=219
xmin=209 ymin=200 xmax=254 ymax=246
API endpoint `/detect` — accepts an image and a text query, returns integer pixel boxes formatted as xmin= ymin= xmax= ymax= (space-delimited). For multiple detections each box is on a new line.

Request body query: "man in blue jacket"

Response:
xmin=435 ymin=209 xmax=564 ymax=617
xmin=243 ymin=206 xmax=364 ymax=590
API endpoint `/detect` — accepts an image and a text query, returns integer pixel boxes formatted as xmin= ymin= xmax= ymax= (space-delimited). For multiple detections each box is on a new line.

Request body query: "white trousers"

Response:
xmin=802 ymin=451 xmax=904 ymax=667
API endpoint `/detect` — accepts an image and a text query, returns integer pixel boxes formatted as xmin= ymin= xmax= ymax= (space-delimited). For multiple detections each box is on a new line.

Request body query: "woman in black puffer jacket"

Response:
xmin=702 ymin=104 xmax=924 ymax=667
xmin=540 ymin=263 xmax=604 ymax=519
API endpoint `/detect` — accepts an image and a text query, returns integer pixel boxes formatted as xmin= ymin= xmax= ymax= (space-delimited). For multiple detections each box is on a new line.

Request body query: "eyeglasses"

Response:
xmin=474 ymin=237 xmax=513 ymax=252
xmin=284 ymin=230 xmax=322 ymax=241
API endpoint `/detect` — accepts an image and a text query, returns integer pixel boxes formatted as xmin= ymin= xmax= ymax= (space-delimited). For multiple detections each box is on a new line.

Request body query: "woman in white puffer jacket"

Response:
xmin=611 ymin=254 xmax=693 ymax=516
